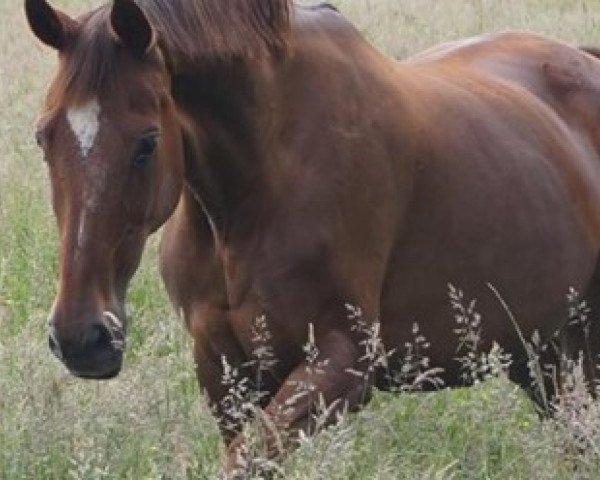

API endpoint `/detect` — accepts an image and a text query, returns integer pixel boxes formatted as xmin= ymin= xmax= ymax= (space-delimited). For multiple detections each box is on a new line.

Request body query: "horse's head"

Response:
xmin=26 ymin=0 xmax=184 ymax=379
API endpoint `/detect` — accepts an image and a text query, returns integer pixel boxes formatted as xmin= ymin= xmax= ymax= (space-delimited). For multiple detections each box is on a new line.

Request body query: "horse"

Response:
xmin=26 ymin=0 xmax=600 ymax=475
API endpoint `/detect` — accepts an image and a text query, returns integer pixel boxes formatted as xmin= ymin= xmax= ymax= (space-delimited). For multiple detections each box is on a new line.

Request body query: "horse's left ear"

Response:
xmin=25 ymin=0 xmax=77 ymax=50
xmin=110 ymin=0 xmax=156 ymax=56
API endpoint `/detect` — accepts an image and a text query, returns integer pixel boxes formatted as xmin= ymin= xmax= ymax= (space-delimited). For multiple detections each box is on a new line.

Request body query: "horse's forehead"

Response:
xmin=65 ymin=98 xmax=101 ymax=159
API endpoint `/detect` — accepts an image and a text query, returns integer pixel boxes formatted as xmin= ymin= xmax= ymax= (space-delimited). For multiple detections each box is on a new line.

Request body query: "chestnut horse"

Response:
xmin=26 ymin=0 xmax=600 ymax=474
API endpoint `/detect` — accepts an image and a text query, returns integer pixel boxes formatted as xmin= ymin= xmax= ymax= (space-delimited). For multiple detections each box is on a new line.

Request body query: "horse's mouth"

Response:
xmin=61 ymin=348 xmax=125 ymax=381
xmin=71 ymin=367 xmax=122 ymax=381
xmin=49 ymin=310 xmax=127 ymax=381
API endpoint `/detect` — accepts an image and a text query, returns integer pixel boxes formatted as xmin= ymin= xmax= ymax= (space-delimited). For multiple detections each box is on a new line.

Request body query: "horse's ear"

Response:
xmin=25 ymin=0 xmax=76 ymax=50
xmin=110 ymin=0 xmax=155 ymax=56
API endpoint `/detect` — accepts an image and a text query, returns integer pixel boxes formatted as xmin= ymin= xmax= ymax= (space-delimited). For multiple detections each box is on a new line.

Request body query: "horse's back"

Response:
xmin=407 ymin=32 xmax=600 ymax=125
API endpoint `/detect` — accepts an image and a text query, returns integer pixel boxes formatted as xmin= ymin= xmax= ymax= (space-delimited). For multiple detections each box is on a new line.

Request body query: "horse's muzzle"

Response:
xmin=48 ymin=312 xmax=125 ymax=380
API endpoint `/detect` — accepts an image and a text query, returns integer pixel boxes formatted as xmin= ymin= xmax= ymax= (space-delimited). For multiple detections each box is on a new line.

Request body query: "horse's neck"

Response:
xmin=171 ymin=57 xmax=278 ymax=241
xmin=168 ymin=7 xmax=395 ymax=243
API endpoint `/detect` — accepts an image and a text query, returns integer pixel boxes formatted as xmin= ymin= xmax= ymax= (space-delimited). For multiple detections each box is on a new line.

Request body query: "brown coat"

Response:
xmin=26 ymin=0 xmax=600 ymax=473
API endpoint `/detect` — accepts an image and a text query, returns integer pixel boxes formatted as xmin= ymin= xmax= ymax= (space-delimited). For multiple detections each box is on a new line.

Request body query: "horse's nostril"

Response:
xmin=82 ymin=322 xmax=112 ymax=352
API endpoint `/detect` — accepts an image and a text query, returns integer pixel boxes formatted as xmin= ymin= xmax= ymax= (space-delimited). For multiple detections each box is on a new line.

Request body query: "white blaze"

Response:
xmin=66 ymin=99 xmax=101 ymax=158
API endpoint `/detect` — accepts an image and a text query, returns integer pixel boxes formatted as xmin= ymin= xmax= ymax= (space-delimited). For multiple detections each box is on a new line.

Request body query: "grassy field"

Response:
xmin=2 ymin=0 xmax=600 ymax=478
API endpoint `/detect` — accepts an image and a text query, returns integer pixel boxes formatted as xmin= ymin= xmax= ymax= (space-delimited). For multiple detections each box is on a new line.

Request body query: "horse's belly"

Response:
xmin=378 ymin=223 xmax=595 ymax=387
xmin=378 ymin=101 xmax=600 ymax=381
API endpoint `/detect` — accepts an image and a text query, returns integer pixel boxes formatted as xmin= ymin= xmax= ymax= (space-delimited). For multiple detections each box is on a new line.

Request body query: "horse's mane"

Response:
xmin=141 ymin=0 xmax=292 ymax=63
xmin=57 ymin=0 xmax=292 ymax=103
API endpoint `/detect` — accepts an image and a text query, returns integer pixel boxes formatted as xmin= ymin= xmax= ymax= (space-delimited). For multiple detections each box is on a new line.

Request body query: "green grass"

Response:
xmin=3 ymin=0 xmax=600 ymax=478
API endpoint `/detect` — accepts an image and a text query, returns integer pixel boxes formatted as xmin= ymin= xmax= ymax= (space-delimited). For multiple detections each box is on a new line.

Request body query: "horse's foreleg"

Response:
xmin=222 ymin=328 xmax=371 ymax=477
xmin=189 ymin=310 xmax=251 ymax=446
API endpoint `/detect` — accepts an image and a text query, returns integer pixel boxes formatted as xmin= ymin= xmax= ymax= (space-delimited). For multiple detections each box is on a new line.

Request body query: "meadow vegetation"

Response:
xmin=2 ymin=0 xmax=600 ymax=478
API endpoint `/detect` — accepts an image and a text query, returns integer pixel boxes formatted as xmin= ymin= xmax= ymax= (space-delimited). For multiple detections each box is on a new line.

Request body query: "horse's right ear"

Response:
xmin=25 ymin=0 xmax=76 ymax=50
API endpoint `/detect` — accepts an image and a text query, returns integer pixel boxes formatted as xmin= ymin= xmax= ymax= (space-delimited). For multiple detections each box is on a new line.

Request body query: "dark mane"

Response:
xmin=58 ymin=7 xmax=120 ymax=104
xmin=142 ymin=0 xmax=293 ymax=64
xmin=55 ymin=0 xmax=292 ymax=104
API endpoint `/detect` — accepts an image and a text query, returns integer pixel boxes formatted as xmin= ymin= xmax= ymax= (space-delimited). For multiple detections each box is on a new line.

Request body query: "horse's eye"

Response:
xmin=133 ymin=130 xmax=159 ymax=167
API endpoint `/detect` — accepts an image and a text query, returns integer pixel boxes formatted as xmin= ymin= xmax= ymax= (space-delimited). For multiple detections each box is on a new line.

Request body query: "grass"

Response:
xmin=2 ymin=0 xmax=600 ymax=478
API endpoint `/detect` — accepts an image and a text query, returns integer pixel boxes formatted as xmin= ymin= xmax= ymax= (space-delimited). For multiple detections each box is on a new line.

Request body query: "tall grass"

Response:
xmin=2 ymin=0 xmax=600 ymax=478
